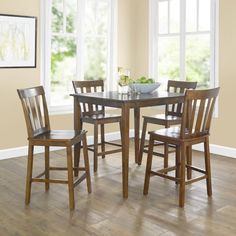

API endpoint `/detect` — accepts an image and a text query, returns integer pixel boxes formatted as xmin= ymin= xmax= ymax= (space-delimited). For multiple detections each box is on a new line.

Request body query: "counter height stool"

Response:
xmin=17 ymin=86 xmax=91 ymax=210
xmin=72 ymin=80 xmax=122 ymax=172
xmin=138 ymin=80 xmax=197 ymax=178
xmin=143 ymin=87 xmax=220 ymax=207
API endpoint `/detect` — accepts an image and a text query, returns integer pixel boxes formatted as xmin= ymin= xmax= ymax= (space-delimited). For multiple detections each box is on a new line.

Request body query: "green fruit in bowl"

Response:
xmin=136 ymin=77 xmax=155 ymax=84
xmin=147 ymin=78 xmax=155 ymax=84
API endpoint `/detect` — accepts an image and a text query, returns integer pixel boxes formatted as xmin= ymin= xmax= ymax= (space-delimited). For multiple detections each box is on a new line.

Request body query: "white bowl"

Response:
xmin=129 ymin=82 xmax=161 ymax=93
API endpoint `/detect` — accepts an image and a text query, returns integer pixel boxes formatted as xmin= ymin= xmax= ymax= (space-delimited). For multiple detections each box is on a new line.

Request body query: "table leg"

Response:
xmin=121 ymin=104 xmax=130 ymax=198
xmin=134 ymin=107 xmax=140 ymax=163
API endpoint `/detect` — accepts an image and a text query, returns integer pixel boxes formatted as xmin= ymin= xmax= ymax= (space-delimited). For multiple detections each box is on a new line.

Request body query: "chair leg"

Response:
xmin=25 ymin=144 xmax=34 ymax=205
xmin=143 ymin=136 xmax=154 ymax=195
xmin=93 ymin=123 xmax=99 ymax=172
xmin=186 ymin=145 xmax=192 ymax=180
xmin=175 ymin=145 xmax=180 ymax=184
xmin=74 ymin=123 xmax=83 ymax=177
xmin=101 ymin=124 xmax=105 ymax=159
xmin=66 ymin=146 xmax=75 ymax=210
xmin=204 ymin=137 xmax=212 ymax=196
xmin=45 ymin=146 xmax=50 ymax=191
xmin=179 ymin=144 xmax=186 ymax=207
xmin=138 ymin=119 xmax=148 ymax=165
xmin=163 ymin=143 xmax=169 ymax=173
xmin=82 ymin=134 xmax=92 ymax=193
xmin=119 ymin=120 xmax=123 ymax=143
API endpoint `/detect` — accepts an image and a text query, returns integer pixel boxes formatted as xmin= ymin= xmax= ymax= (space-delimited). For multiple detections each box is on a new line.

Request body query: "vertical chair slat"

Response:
xmin=195 ymin=99 xmax=206 ymax=132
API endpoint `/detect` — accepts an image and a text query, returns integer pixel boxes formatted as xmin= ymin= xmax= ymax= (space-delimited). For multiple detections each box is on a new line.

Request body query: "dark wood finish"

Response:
xmin=143 ymin=87 xmax=220 ymax=207
xmin=72 ymin=80 xmax=122 ymax=172
xmin=17 ymin=86 xmax=91 ymax=210
xmin=71 ymin=90 xmax=184 ymax=198
xmin=138 ymin=80 xmax=197 ymax=171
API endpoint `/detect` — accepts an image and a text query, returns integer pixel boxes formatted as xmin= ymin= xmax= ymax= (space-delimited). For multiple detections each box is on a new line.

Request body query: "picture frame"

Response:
xmin=0 ymin=14 xmax=37 ymax=68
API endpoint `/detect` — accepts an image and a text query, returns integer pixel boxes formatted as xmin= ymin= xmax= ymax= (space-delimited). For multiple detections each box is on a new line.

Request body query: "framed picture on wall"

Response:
xmin=0 ymin=14 xmax=37 ymax=68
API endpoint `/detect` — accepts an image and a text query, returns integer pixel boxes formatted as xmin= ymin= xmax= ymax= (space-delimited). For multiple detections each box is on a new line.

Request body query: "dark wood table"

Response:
xmin=71 ymin=91 xmax=184 ymax=198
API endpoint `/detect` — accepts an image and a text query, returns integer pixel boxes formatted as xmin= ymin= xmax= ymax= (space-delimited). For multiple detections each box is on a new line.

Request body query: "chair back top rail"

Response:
xmin=72 ymin=80 xmax=104 ymax=116
xmin=17 ymin=86 xmax=50 ymax=138
xmin=166 ymin=80 xmax=198 ymax=117
xmin=180 ymin=87 xmax=220 ymax=139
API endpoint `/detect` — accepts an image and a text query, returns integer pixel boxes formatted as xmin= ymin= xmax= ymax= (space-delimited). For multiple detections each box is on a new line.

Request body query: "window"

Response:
xmin=41 ymin=0 xmax=117 ymax=111
xmin=149 ymin=0 xmax=219 ymax=89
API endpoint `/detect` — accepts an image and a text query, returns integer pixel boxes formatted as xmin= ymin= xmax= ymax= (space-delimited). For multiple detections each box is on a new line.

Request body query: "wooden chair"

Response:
xmin=17 ymin=86 xmax=91 ymax=210
xmin=72 ymin=80 xmax=122 ymax=172
xmin=143 ymin=87 xmax=220 ymax=207
xmin=138 ymin=80 xmax=197 ymax=171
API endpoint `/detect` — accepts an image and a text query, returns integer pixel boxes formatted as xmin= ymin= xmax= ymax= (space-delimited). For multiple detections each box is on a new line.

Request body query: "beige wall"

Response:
xmin=1 ymin=0 xmax=236 ymax=150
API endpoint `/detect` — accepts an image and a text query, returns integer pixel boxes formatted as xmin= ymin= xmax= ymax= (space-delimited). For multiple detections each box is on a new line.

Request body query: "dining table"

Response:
xmin=71 ymin=91 xmax=184 ymax=198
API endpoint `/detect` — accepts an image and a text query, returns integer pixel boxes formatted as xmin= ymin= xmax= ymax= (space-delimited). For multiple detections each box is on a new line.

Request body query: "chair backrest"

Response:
xmin=17 ymin=86 xmax=50 ymax=138
xmin=180 ymin=87 xmax=220 ymax=139
xmin=72 ymin=80 xmax=104 ymax=116
xmin=166 ymin=80 xmax=197 ymax=117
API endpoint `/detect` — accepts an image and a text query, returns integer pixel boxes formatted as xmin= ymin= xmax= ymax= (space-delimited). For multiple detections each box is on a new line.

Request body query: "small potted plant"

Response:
xmin=117 ymin=67 xmax=132 ymax=94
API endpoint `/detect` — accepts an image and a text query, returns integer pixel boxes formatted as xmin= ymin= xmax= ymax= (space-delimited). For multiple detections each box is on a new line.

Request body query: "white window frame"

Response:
xmin=149 ymin=0 xmax=219 ymax=115
xmin=40 ymin=0 xmax=118 ymax=114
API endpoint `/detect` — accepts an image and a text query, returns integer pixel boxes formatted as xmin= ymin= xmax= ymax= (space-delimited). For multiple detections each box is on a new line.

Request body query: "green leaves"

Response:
xmin=135 ymin=77 xmax=155 ymax=84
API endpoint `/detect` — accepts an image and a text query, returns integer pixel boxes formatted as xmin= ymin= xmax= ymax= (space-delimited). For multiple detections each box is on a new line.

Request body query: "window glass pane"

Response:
xmin=97 ymin=2 xmax=109 ymax=36
xmin=85 ymin=0 xmax=96 ymax=36
xmin=186 ymin=34 xmax=210 ymax=88
xmin=170 ymin=0 xmax=180 ymax=33
xmin=158 ymin=36 xmax=180 ymax=88
xmin=51 ymin=36 xmax=76 ymax=106
xmin=199 ymin=0 xmax=210 ymax=31
xmin=52 ymin=0 xmax=63 ymax=33
xmin=158 ymin=1 xmax=168 ymax=34
xmin=186 ymin=0 xmax=197 ymax=32
xmin=84 ymin=37 xmax=107 ymax=80
xmin=66 ymin=0 xmax=77 ymax=33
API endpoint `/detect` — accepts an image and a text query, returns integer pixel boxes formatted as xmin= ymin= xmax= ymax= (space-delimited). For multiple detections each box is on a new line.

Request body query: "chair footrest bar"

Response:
xmin=143 ymin=149 xmax=165 ymax=157
xmin=87 ymin=147 xmax=122 ymax=155
xmin=97 ymin=148 xmax=122 ymax=156
xmin=87 ymin=141 xmax=122 ymax=148
xmin=150 ymin=171 xmax=180 ymax=182
xmin=49 ymin=167 xmax=86 ymax=171
xmin=185 ymin=175 xmax=207 ymax=185
xmin=156 ymin=166 xmax=177 ymax=173
xmin=104 ymin=141 xmax=122 ymax=147
xmin=32 ymin=178 xmax=68 ymax=184
xmin=185 ymin=165 xmax=206 ymax=174
xmin=35 ymin=171 xmax=46 ymax=179
xmin=73 ymin=173 xmax=87 ymax=187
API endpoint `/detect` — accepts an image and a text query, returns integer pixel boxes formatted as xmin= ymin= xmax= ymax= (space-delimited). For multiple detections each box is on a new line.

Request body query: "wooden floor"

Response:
xmin=1 ymin=140 xmax=236 ymax=236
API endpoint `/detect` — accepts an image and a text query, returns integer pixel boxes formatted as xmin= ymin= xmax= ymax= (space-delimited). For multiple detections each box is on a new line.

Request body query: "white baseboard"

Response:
xmin=1 ymin=130 xmax=235 ymax=160
xmin=191 ymin=143 xmax=236 ymax=158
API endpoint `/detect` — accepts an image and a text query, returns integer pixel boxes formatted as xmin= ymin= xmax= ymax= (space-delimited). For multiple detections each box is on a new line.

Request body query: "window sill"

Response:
xmin=49 ymin=105 xmax=73 ymax=116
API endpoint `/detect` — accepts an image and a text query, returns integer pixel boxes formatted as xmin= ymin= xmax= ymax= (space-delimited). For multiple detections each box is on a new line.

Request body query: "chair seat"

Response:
xmin=30 ymin=130 xmax=86 ymax=146
xmin=82 ymin=113 xmax=121 ymax=124
xmin=143 ymin=114 xmax=182 ymax=126
xmin=150 ymin=127 xmax=208 ymax=144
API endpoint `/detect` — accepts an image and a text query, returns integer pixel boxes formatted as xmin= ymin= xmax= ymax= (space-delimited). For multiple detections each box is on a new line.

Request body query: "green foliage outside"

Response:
xmin=158 ymin=35 xmax=210 ymax=88
xmin=50 ymin=0 xmax=106 ymax=105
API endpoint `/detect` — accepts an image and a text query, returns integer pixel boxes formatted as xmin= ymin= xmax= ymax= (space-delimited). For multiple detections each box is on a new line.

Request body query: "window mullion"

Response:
xmin=63 ymin=0 xmax=66 ymax=33
xmin=42 ymin=0 xmax=52 ymax=106
xmin=197 ymin=0 xmax=199 ymax=31
xmin=167 ymin=0 xmax=170 ymax=34
xmin=76 ymin=0 xmax=85 ymax=81
xmin=179 ymin=0 xmax=186 ymax=81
